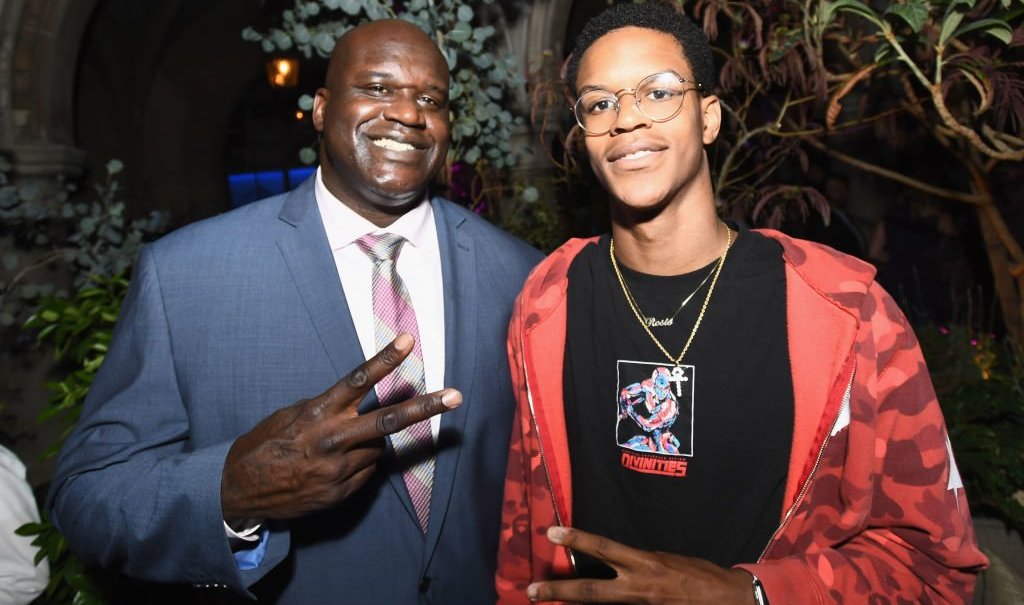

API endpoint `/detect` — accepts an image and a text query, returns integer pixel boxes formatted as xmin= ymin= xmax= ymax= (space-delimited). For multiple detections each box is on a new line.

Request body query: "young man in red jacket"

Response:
xmin=496 ymin=3 xmax=987 ymax=603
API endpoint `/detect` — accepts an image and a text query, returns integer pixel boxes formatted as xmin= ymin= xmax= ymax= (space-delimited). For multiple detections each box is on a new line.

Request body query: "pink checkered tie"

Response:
xmin=356 ymin=233 xmax=433 ymax=532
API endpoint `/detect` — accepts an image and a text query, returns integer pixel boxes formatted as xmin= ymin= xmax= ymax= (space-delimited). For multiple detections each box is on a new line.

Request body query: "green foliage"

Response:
xmin=0 ymin=158 xmax=165 ymax=331
xmin=242 ymin=0 xmax=526 ymax=169
xmin=2 ymin=159 xmax=161 ymax=605
xmin=16 ymin=511 xmax=104 ymax=605
xmin=498 ymin=185 xmax=565 ymax=252
xmin=628 ymin=0 xmax=1024 ymax=231
xmin=15 ymin=276 xmax=127 ymax=605
xmin=885 ymin=2 xmax=930 ymax=33
xmin=823 ymin=0 xmax=1024 ymax=145
xmin=677 ymin=0 xmax=1023 ymax=335
xmin=919 ymin=324 xmax=1024 ymax=533
xmin=25 ymin=276 xmax=128 ymax=459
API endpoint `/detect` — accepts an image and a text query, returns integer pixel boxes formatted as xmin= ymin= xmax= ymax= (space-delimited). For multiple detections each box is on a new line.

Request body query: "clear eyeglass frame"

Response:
xmin=571 ymin=71 xmax=703 ymax=135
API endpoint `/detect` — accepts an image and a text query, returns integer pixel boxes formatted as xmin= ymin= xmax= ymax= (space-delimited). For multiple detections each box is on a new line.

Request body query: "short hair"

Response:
xmin=566 ymin=3 xmax=716 ymax=96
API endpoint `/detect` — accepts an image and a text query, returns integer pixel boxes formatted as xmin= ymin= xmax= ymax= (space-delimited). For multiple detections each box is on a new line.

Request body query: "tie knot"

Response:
xmin=356 ymin=233 xmax=406 ymax=264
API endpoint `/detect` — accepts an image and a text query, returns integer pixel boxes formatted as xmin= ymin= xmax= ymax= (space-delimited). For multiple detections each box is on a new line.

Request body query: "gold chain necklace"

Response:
xmin=610 ymin=225 xmax=734 ymax=366
xmin=618 ymin=261 xmax=716 ymax=328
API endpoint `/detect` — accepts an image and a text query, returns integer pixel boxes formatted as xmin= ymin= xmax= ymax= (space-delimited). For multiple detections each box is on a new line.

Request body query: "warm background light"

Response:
xmin=267 ymin=57 xmax=299 ymax=88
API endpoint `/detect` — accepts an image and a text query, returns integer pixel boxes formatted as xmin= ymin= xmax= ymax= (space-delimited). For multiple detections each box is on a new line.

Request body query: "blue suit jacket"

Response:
xmin=47 ymin=178 xmax=543 ymax=604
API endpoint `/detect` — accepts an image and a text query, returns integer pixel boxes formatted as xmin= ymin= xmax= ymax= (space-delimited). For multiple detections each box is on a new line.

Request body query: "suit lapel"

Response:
xmin=423 ymin=198 xmax=477 ymax=559
xmin=277 ymin=185 xmax=474 ymax=541
xmin=275 ymin=179 xmax=371 ymax=398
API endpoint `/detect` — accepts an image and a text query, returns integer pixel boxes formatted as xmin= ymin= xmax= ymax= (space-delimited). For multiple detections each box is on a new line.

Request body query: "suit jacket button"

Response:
xmin=418 ymin=576 xmax=431 ymax=593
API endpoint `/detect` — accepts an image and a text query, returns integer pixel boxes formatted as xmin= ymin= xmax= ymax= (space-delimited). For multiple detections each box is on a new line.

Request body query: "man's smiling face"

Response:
xmin=576 ymin=26 xmax=720 ymax=215
xmin=313 ymin=20 xmax=450 ymax=223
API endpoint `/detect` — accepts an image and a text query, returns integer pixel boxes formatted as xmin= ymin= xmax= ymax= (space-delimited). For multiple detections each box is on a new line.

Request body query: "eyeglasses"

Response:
xmin=572 ymin=71 xmax=703 ymax=135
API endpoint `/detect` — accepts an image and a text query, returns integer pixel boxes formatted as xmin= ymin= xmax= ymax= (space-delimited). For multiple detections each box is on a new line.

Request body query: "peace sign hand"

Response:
xmin=526 ymin=527 xmax=756 ymax=605
xmin=220 ymin=333 xmax=460 ymax=521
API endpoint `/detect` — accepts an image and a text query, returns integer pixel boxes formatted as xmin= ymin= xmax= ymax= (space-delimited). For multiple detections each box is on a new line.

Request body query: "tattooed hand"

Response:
xmin=220 ymin=333 xmax=460 ymax=521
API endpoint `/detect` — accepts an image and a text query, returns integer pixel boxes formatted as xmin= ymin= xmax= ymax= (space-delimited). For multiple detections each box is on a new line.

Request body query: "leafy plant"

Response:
xmin=495 ymin=180 xmax=564 ymax=252
xmin=16 ymin=510 xmax=105 ymax=605
xmin=819 ymin=0 xmax=1024 ymax=337
xmin=2 ymin=158 xmax=166 ymax=605
xmin=14 ymin=279 xmax=141 ymax=605
xmin=709 ymin=0 xmax=1024 ymax=338
xmin=0 ymin=159 xmax=165 ymax=332
xmin=26 ymin=276 xmax=128 ymax=459
xmin=14 ymin=277 xmax=128 ymax=605
xmin=920 ymin=323 xmax=1024 ymax=534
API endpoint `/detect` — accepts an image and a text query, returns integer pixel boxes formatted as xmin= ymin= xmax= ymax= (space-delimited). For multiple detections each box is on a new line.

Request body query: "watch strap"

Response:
xmin=751 ymin=573 xmax=770 ymax=605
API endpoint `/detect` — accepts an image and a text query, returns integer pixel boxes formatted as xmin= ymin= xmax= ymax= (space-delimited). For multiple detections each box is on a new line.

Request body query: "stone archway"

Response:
xmin=72 ymin=0 xmax=267 ymax=223
xmin=0 ymin=0 xmax=268 ymax=222
xmin=0 ymin=0 xmax=99 ymax=181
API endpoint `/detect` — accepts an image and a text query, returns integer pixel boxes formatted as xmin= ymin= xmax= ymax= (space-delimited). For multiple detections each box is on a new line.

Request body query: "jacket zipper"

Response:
xmin=521 ymin=331 xmax=577 ymax=572
xmin=757 ymin=361 xmax=856 ymax=563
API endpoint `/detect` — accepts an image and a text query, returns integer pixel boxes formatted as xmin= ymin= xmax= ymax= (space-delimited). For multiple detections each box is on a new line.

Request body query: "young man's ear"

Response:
xmin=700 ymin=95 xmax=722 ymax=145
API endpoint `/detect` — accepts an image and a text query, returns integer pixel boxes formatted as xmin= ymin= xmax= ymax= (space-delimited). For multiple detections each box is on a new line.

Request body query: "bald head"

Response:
xmin=326 ymin=19 xmax=448 ymax=87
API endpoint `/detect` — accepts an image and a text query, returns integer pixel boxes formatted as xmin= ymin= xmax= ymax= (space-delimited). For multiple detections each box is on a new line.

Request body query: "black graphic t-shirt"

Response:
xmin=564 ymin=229 xmax=793 ymax=577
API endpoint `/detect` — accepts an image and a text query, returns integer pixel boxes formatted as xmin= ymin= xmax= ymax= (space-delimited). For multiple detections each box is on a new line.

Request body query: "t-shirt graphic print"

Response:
xmin=616 ymin=361 xmax=694 ymax=476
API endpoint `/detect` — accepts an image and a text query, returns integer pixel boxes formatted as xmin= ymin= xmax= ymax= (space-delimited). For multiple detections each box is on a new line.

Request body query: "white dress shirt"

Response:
xmin=314 ymin=168 xmax=447 ymax=433
xmin=0 ymin=445 xmax=49 ymax=605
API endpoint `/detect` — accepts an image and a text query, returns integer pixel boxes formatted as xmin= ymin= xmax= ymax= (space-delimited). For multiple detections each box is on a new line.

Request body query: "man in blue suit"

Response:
xmin=47 ymin=19 xmax=542 ymax=604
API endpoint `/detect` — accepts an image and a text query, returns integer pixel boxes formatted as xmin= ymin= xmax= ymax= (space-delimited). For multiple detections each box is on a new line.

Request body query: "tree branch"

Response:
xmin=804 ymin=138 xmax=987 ymax=205
xmin=931 ymin=85 xmax=1024 ymax=161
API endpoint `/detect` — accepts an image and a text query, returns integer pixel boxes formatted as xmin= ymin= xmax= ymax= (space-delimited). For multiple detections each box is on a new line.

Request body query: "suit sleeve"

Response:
xmin=738 ymin=283 xmax=987 ymax=604
xmin=45 ymin=245 xmax=287 ymax=594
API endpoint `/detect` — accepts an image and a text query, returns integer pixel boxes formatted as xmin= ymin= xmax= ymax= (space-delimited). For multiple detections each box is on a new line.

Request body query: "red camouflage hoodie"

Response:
xmin=496 ymin=230 xmax=988 ymax=604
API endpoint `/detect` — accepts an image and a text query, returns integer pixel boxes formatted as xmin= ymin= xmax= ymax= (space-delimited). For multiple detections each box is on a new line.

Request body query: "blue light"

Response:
xmin=228 ymin=168 xmax=316 ymax=207
xmin=288 ymin=166 xmax=316 ymax=184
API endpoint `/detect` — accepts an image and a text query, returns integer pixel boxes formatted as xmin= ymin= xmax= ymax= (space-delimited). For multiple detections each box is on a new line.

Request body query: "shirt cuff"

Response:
xmin=224 ymin=519 xmax=262 ymax=543
xmin=230 ymin=526 xmax=270 ymax=571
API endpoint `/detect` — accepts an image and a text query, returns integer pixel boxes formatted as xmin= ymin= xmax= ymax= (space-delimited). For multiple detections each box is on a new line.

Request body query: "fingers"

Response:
xmin=545 ymin=526 xmax=641 ymax=569
xmin=327 ymin=450 xmax=383 ymax=504
xmin=328 ymin=440 xmax=385 ymax=479
xmin=344 ymin=388 xmax=461 ymax=444
xmin=526 ymin=578 xmax=628 ymax=603
xmin=319 ymin=334 xmax=416 ymax=413
xmin=526 ymin=528 xmax=651 ymax=603
xmin=339 ymin=463 xmax=379 ymax=497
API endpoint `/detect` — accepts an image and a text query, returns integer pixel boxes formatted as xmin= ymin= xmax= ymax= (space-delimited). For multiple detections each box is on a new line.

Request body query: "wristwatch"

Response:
xmin=751 ymin=573 xmax=770 ymax=605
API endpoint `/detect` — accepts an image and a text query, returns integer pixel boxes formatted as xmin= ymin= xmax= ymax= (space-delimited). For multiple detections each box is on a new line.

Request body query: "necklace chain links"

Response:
xmin=618 ymin=260 xmax=716 ymax=327
xmin=610 ymin=224 xmax=734 ymax=366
